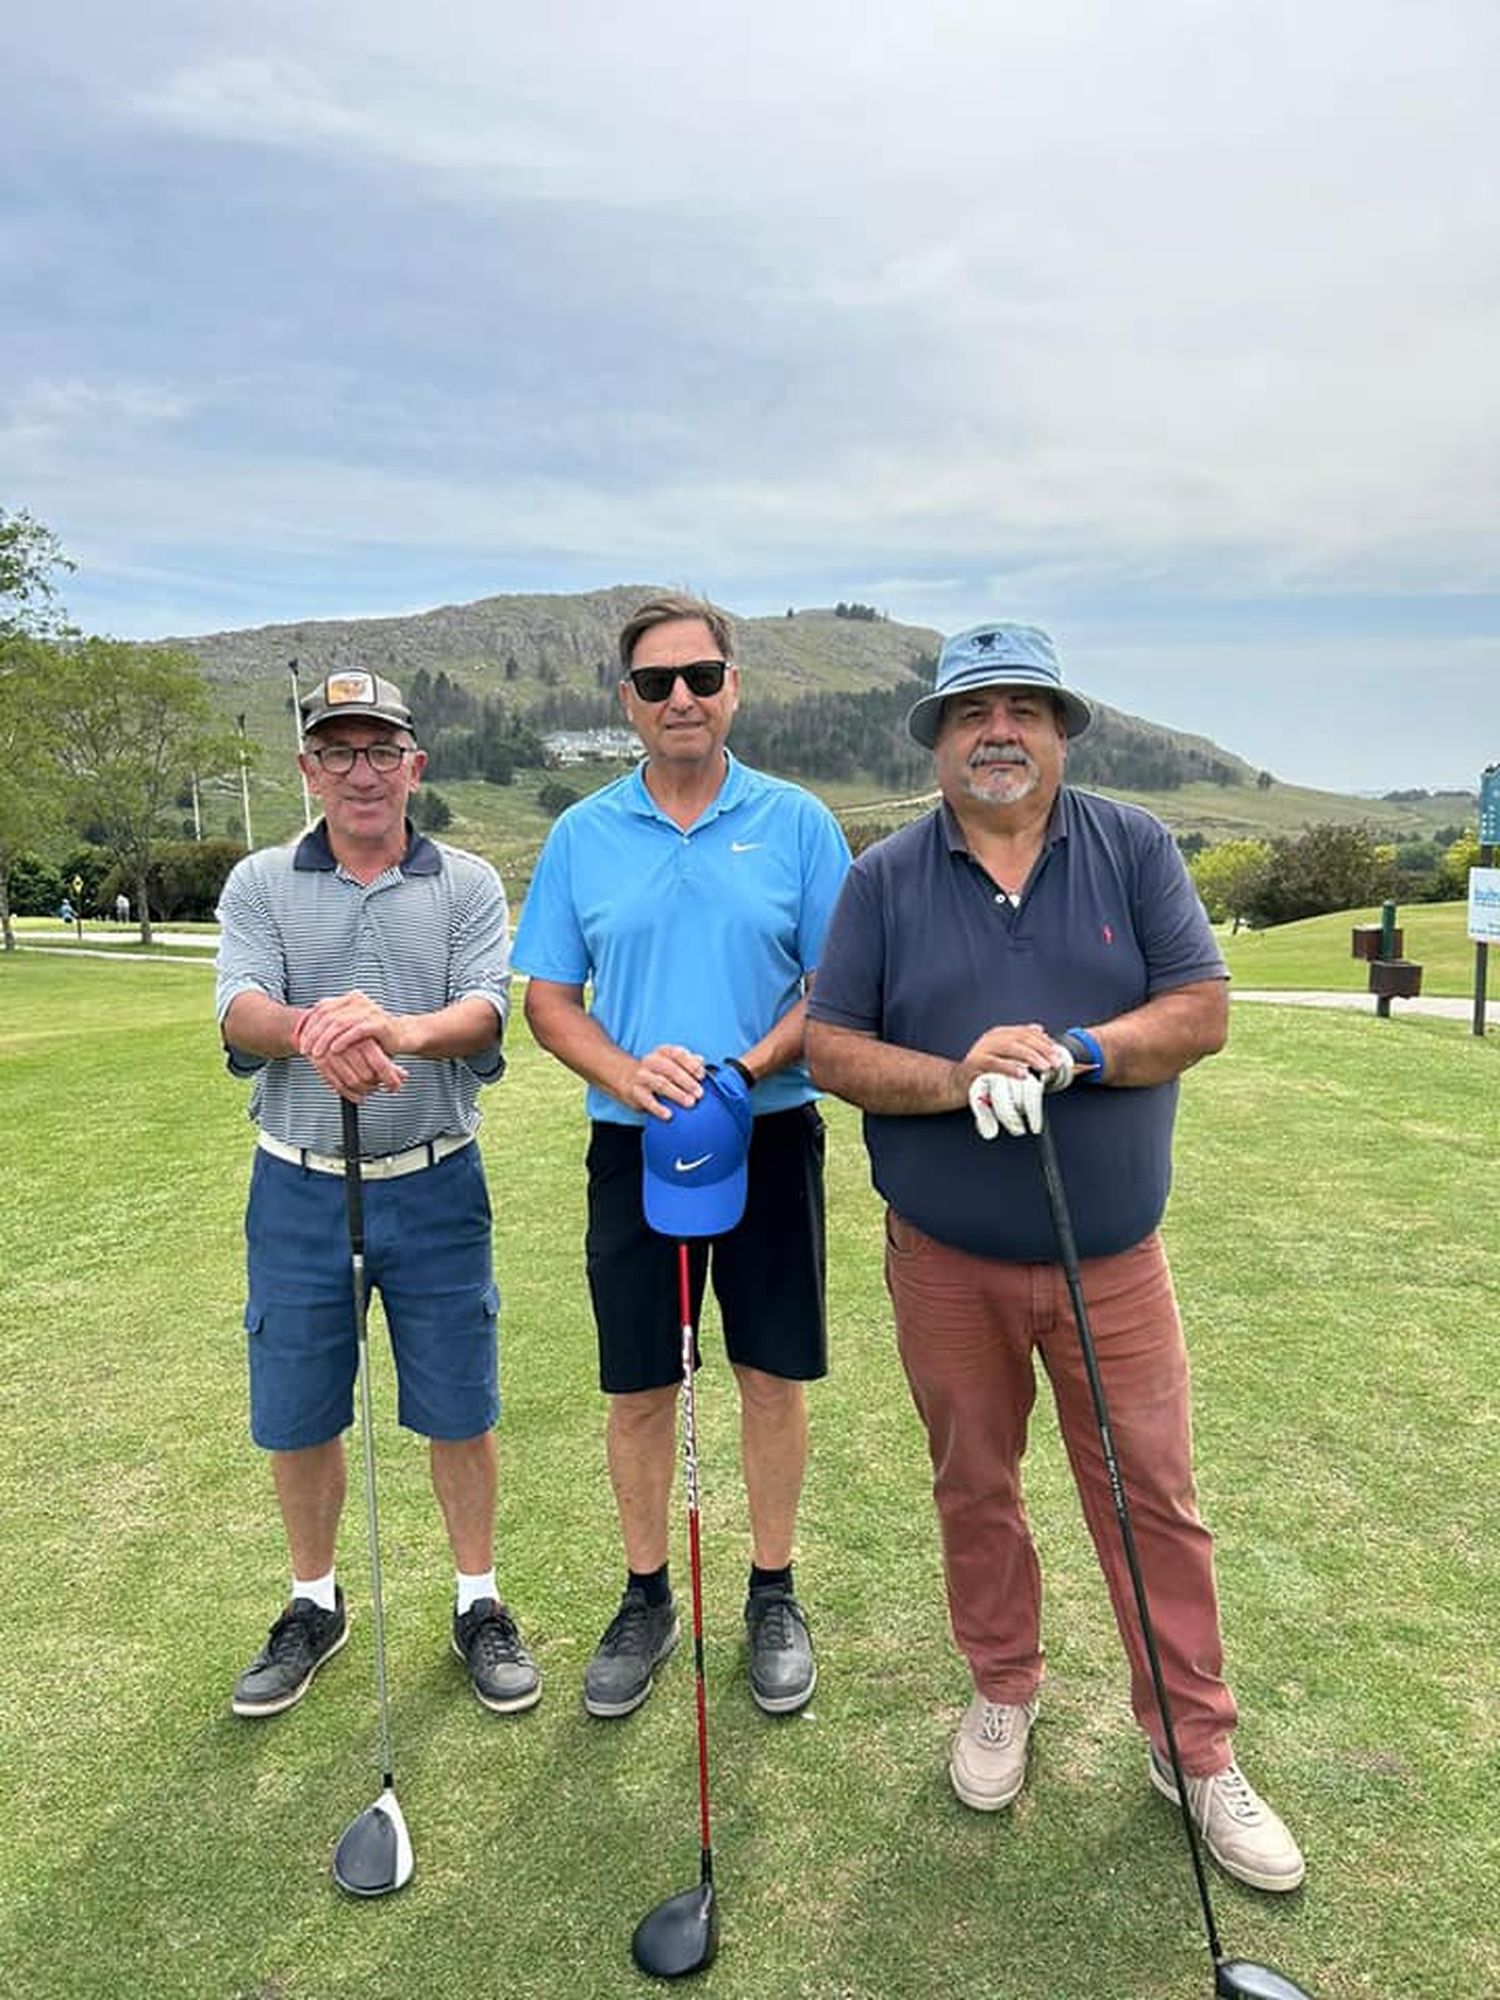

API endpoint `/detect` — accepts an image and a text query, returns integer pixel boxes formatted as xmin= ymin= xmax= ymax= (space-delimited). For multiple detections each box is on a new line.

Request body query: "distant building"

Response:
xmin=542 ymin=727 xmax=643 ymax=767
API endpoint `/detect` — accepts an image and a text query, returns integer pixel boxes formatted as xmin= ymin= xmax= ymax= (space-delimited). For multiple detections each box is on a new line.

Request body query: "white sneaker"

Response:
xmin=1149 ymin=1750 xmax=1305 ymax=1893
xmin=950 ymin=1694 xmax=1039 ymax=1811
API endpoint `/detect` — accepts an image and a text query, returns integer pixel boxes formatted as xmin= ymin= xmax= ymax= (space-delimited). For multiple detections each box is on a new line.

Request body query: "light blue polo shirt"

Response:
xmin=513 ymin=753 xmax=851 ymax=1124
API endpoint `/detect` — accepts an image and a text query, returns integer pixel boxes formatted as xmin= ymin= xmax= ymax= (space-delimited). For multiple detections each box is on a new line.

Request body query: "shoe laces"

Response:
xmin=748 ymin=1592 xmax=802 ymax=1649
xmin=598 ymin=1592 xmax=655 ymax=1655
xmin=976 ymin=1701 xmax=1023 ymax=1746
xmin=466 ymin=1602 xmax=523 ymax=1665
xmin=1206 ymin=1761 xmax=1264 ymax=1825
xmin=265 ymin=1599 xmax=325 ymax=1659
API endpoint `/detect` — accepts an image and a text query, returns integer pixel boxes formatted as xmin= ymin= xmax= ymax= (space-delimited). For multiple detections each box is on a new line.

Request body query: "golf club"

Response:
xmin=331 ymin=1095 xmax=414 ymax=1898
xmin=630 ymin=1239 xmax=719 ymax=1979
xmin=1034 ymin=1119 xmax=1314 ymax=2000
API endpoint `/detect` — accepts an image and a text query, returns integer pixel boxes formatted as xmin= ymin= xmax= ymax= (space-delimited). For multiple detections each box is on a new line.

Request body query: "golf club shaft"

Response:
xmin=342 ymin=1097 xmax=396 ymax=1790
xmin=1034 ymin=1121 xmax=1224 ymax=1965
xmin=677 ymin=1242 xmax=714 ymax=1876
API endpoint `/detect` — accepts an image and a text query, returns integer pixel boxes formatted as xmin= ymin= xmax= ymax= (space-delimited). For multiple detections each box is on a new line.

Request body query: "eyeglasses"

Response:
xmin=627 ymin=660 xmax=729 ymax=703
xmin=306 ymin=741 xmax=416 ymax=775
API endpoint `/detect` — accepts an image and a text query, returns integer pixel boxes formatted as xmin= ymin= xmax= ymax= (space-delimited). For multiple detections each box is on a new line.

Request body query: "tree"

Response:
xmin=100 ymin=838 xmax=246 ymax=921
xmin=0 ymin=637 xmax=67 ymax=949
xmin=1243 ymin=824 xmax=1397 ymax=928
xmin=0 ymin=507 xmax=75 ymax=639
xmin=1189 ymin=838 xmax=1273 ymax=932
xmin=52 ymin=640 xmax=243 ymax=945
xmin=409 ymin=786 xmax=453 ymax=832
xmin=1438 ymin=829 xmax=1482 ymax=898
xmin=5 ymin=851 xmax=65 ymax=916
xmin=537 ymin=780 xmax=580 ymax=818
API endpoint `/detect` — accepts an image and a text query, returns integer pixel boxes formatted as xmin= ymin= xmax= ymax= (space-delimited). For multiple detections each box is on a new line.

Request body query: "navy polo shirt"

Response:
xmin=807 ymin=789 xmax=1227 ymax=1261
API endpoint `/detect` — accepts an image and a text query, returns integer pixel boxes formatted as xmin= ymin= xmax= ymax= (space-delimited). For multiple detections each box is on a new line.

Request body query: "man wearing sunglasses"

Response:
xmin=514 ymin=593 xmax=851 ymax=1720
xmin=214 ymin=669 xmax=540 ymax=1724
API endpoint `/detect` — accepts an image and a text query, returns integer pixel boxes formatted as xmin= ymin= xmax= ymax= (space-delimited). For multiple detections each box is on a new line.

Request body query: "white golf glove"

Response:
xmin=968 ymin=1044 xmax=1077 ymax=1140
xmin=969 ymin=1070 xmax=1045 ymax=1138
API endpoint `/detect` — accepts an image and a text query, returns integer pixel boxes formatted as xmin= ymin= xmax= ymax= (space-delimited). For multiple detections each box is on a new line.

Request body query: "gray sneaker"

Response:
xmin=452 ymin=1598 xmax=541 ymax=1713
xmin=1149 ymin=1749 xmax=1306 ymax=1893
xmin=584 ymin=1588 xmax=680 ymax=1718
xmin=232 ymin=1590 xmax=349 ymax=1717
xmin=745 ymin=1585 xmax=816 ymax=1714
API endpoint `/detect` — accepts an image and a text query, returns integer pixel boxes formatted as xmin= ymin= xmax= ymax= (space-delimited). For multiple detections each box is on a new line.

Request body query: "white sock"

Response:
xmin=292 ymin=1569 xmax=338 ymax=1612
xmin=456 ymin=1568 xmax=497 ymax=1615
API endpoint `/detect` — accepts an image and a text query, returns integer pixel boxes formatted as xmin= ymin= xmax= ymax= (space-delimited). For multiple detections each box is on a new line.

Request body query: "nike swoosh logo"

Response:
xmin=730 ymin=841 xmax=762 ymax=853
xmin=674 ymin=1153 xmax=713 ymax=1173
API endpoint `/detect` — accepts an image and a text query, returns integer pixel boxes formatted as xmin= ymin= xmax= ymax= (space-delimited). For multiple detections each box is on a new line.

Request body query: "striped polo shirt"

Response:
xmin=215 ymin=821 xmax=510 ymax=1156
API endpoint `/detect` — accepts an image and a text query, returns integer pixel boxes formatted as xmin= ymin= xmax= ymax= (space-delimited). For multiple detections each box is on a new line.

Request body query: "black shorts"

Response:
xmin=585 ymin=1105 xmax=829 ymax=1394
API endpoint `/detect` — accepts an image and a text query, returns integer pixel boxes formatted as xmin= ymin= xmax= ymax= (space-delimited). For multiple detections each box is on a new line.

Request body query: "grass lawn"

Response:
xmin=1 ymin=954 xmax=1495 ymax=1999
xmin=1222 ymin=902 xmax=1488 ymax=1000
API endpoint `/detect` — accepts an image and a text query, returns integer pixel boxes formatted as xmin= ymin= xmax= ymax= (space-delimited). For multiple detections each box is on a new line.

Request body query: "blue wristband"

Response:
xmin=1062 ymin=1026 xmax=1106 ymax=1083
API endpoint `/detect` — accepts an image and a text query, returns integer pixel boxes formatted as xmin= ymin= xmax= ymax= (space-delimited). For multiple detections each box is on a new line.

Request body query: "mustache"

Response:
xmin=968 ymin=745 xmax=1033 ymax=770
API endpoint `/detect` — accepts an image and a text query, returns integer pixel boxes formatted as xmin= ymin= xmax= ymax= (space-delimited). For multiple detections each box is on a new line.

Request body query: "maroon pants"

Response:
xmin=885 ymin=1213 xmax=1237 ymax=1775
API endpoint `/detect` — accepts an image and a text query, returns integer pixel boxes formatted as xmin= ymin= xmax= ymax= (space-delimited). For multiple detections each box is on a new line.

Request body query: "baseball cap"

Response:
xmin=641 ymin=1070 xmax=753 ymax=1239
xmin=906 ymin=622 xmax=1091 ymax=747
xmin=299 ymin=670 xmax=413 ymax=735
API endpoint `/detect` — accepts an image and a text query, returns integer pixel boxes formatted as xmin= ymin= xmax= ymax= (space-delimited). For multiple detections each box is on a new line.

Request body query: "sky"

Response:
xmin=3 ymin=1 xmax=1497 ymax=793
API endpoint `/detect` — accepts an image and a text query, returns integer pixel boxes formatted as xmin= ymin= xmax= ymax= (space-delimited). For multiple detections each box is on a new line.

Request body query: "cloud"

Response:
xmin=0 ymin=378 xmax=197 ymax=448
xmin=3 ymin=1 xmax=1497 ymax=787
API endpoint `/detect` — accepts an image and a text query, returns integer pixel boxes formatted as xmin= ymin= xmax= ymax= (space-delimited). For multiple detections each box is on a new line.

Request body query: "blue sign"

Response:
xmin=1482 ymin=766 xmax=1500 ymax=844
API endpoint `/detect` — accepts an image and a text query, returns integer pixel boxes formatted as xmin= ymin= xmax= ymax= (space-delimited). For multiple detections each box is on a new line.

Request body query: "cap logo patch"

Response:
xmin=326 ymin=671 xmax=377 ymax=707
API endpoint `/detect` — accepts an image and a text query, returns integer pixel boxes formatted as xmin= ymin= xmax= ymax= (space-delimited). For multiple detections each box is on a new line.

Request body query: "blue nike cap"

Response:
xmin=642 ymin=1069 xmax=753 ymax=1239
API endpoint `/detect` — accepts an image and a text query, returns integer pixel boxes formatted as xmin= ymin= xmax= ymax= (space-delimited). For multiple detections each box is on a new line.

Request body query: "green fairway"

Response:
xmin=2 ymin=954 xmax=1495 ymax=1999
xmin=1222 ymin=901 xmax=1487 ymax=999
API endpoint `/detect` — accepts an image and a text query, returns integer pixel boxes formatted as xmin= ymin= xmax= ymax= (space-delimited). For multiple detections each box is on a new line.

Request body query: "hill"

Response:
xmin=167 ymin=589 xmax=937 ymax=723
xmin=160 ymin=585 xmax=1477 ymax=873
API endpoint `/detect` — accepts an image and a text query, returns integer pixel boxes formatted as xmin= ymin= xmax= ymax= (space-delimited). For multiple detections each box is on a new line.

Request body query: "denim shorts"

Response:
xmin=243 ymin=1141 xmax=500 ymax=1449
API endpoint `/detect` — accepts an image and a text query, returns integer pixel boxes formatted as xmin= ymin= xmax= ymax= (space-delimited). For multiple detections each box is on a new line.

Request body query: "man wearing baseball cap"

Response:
xmin=806 ymin=622 xmax=1304 ymax=1894
xmin=214 ymin=669 xmax=540 ymax=1723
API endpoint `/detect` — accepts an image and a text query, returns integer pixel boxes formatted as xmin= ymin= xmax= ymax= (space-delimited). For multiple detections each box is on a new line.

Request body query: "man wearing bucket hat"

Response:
xmin=514 ymin=591 xmax=850 ymax=1721
xmin=214 ymin=667 xmax=540 ymax=1722
xmin=805 ymin=622 xmax=1305 ymax=1894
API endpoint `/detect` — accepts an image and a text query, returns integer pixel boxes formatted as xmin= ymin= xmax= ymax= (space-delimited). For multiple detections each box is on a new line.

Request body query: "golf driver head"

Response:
xmin=332 ymin=1786 xmax=413 ymax=1898
xmin=1216 ymin=1960 xmax=1316 ymax=2000
xmin=631 ymin=1882 xmax=718 ymax=1979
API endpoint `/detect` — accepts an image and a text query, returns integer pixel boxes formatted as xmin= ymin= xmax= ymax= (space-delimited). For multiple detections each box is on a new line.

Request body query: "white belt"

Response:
xmin=257 ymin=1131 xmax=474 ymax=1179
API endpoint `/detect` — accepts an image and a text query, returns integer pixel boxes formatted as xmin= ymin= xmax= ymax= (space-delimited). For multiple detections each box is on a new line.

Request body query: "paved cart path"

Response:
xmin=15 ymin=933 xmax=1500 ymax=1025
xmin=1232 ymin=987 xmax=1500 ymax=1025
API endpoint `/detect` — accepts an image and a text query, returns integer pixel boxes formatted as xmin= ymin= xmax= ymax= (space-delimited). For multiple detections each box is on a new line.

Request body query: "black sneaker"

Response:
xmin=745 ymin=1585 xmax=816 ymax=1714
xmin=452 ymin=1598 xmax=542 ymax=1713
xmin=232 ymin=1589 xmax=349 ymax=1717
xmin=583 ymin=1587 xmax=680 ymax=1718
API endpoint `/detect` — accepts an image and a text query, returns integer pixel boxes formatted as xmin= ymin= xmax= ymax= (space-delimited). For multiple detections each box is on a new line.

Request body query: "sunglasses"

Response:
xmin=627 ymin=659 xmax=729 ymax=703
